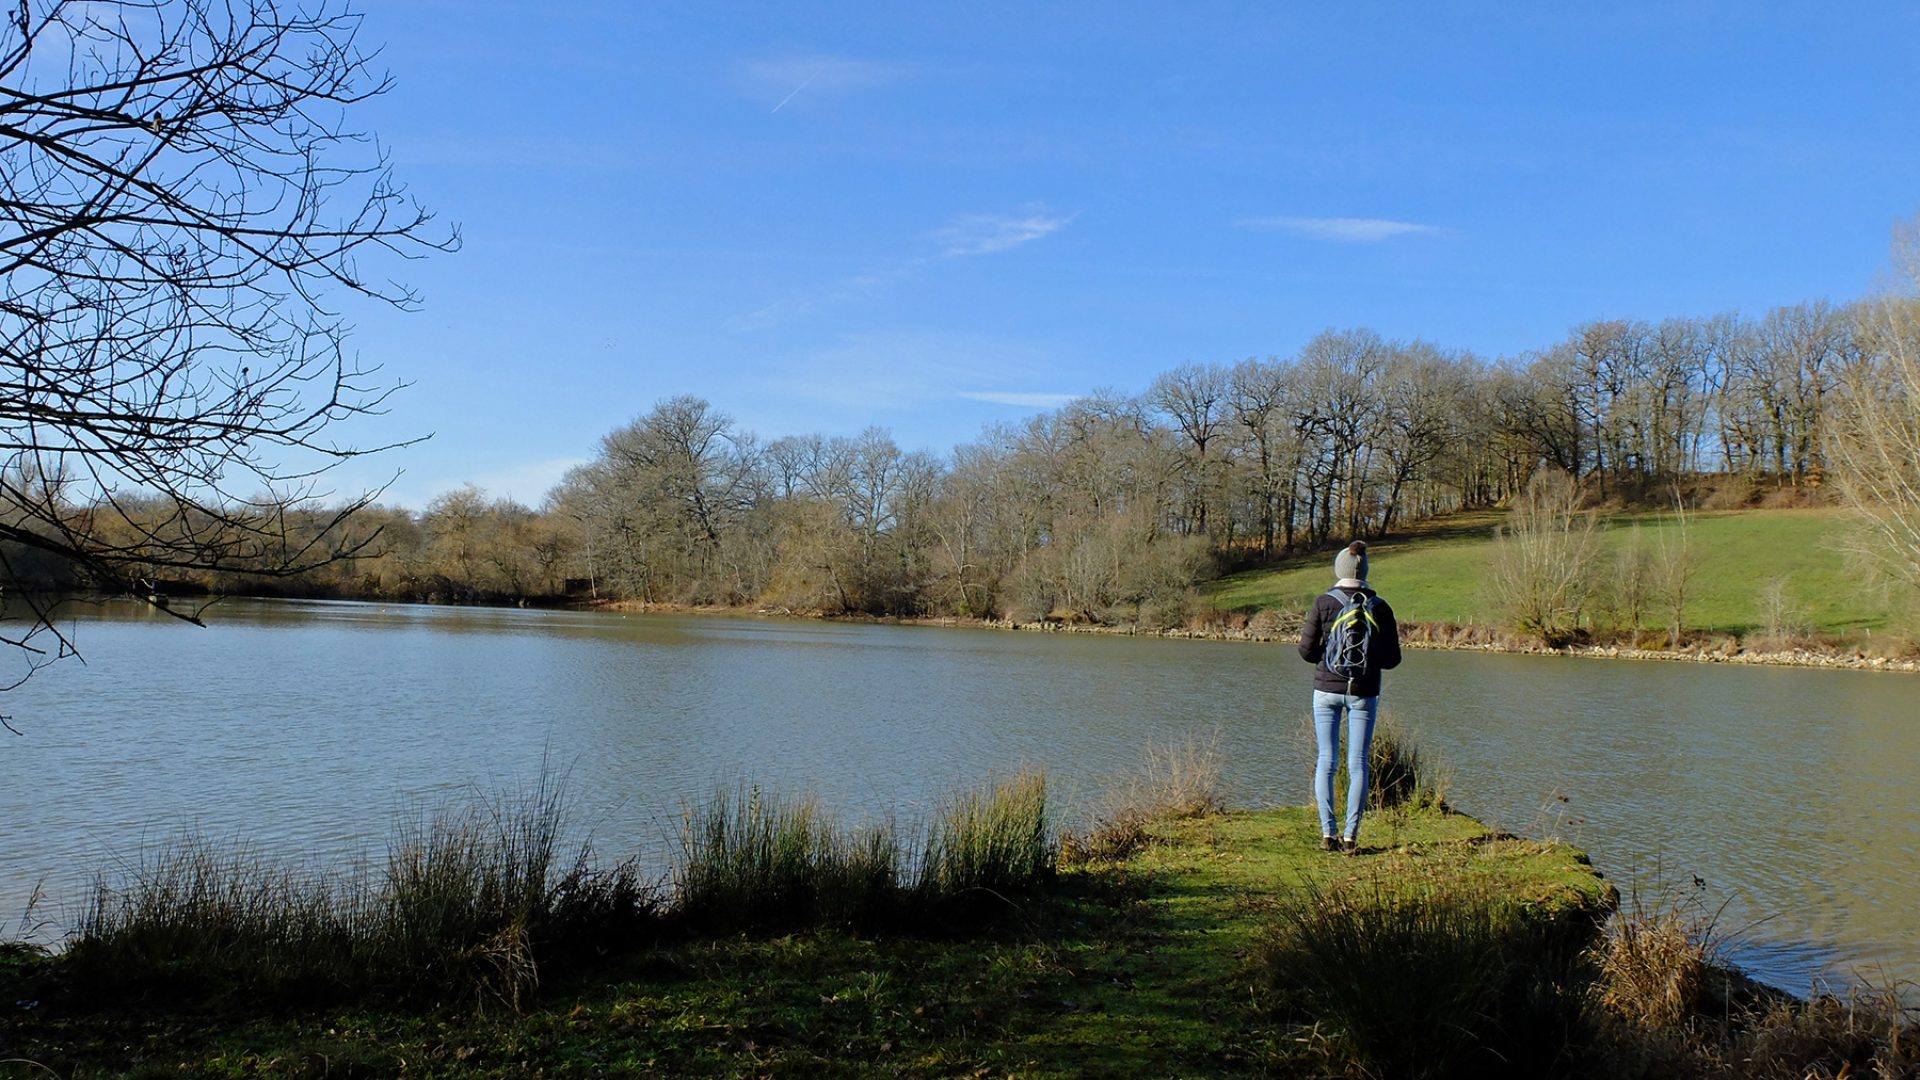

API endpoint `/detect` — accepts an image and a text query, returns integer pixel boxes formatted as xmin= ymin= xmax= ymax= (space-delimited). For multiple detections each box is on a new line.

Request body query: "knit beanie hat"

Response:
xmin=1333 ymin=541 xmax=1369 ymax=583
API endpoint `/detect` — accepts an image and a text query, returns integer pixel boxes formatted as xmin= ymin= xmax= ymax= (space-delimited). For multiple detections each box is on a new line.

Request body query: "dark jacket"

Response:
xmin=1298 ymin=585 xmax=1402 ymax=697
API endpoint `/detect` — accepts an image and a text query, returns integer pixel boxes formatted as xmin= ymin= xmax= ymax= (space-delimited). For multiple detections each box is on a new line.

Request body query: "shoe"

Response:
xmin=1321 ymin=836 xmax=1339 ymax=852
xmin=1341 ymin=837 xmax=1358 ymax=854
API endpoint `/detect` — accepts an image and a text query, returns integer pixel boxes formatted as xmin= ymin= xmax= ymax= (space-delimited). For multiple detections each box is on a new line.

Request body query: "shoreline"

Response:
xmin=588 ymin=598 xmax=1920 ymax=674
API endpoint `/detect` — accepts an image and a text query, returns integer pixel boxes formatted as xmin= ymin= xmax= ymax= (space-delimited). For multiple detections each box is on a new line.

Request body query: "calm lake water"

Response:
xmin=1 ymin=598 xmax=1915 ymax=995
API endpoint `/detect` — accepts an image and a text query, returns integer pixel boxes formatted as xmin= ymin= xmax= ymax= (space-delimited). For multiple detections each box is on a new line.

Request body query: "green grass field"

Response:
xmin=1207 ymin=508 xmax=1894 ymax=637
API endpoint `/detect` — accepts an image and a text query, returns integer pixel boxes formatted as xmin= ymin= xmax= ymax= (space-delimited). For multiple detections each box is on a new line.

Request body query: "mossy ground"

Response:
xmin=0 ymin=806 xmax=1611 ymax=1078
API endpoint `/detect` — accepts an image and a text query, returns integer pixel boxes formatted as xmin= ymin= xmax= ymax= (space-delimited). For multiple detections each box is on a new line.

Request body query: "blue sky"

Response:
xmin=332 ymin=2 xmax=1920 ymax=509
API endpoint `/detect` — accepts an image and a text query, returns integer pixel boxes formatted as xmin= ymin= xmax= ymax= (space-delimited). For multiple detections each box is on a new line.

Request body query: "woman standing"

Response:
xmin=1297 ymin=541 xmax=1402 ymax=853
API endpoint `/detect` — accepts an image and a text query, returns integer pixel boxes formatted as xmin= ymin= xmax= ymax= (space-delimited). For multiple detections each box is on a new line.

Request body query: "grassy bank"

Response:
xmin=1208 ymin=507 xmax=1912 ymax=645
xmin=2 ymin=806 xmax=1613 ymax=1077
xmin=4 ymin=747 xmax=1912 ymax=1078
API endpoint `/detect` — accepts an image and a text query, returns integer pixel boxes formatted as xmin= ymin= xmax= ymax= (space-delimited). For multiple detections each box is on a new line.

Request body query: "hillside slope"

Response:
xmin=1207 ymin=508 xmax=1893 ymax=638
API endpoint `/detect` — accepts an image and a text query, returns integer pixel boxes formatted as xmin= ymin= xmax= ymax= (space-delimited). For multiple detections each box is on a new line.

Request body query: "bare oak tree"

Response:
xmin=0 ymin=1 xmax=454 ymax=679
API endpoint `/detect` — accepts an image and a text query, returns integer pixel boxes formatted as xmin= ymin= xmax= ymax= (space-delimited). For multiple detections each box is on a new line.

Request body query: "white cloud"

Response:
xmin=957 ymin=390 xmax=1081 ymax=408
xmin=737 ymin=54 xmax=912 ymax=112
xmin=1238 ymin=216 xmax=1441 ymax=243
xmin=932 ymin=212 xmax=1071 ymax=256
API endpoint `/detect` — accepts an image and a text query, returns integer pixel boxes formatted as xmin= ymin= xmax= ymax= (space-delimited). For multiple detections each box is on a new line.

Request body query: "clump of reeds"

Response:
xmin=672 ymin=772 xmax=1053 ymax=931
xmin=60 ymin=769 xmax=1057 ymax=1012
xmin=1366 ymin=716 xmax=1447 ymax=813
xmin=1324 ymin=715 xmax=1449 ymax=824
xmin=1257 ymin=865 xmax=1594 ymax=1079
xmin=672 ymin=786 xmax=902 ymax=933
xmin=375 ymin=777 xmax=574 ymax=1007
xmin=1139 ymin=729 xmax=1226 ymax=818
xmin=67 ymin=839 xmax=365 ymax=1004
xmin=1059 ymin=809 xmax=1151 ymax=865
xmin=65 ymin=775 xmax=661 ymax=1011
xmin=916 ymin=770 xmax=1053 ymax=901
xmin=1586 ymin=886 xmax=1920 ymax=1078
xmin=1591 ymin=885 xmax=1719 ymax=1033
xmin=1735 ymin=984 xmax=1920 ymax=1080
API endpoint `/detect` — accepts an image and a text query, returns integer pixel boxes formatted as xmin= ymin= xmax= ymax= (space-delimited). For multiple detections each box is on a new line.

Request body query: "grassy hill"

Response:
xmin=1206 ymin=507 xmax=1898 ymax=639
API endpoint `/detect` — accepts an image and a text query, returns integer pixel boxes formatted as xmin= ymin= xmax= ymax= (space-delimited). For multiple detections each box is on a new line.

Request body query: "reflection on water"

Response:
xmin=1 ymin=597 xmax=1915 ymax=995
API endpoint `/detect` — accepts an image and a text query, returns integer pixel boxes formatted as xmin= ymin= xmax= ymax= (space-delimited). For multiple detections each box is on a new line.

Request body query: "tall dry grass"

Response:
xmin=1064 ymin=730 xmax=1225 ymax=864
xmin=1588 ymin=885 xmax=1920 ymax=1078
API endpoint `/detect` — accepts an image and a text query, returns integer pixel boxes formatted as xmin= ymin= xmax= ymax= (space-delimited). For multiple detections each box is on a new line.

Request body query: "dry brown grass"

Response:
xmin=1063 ymin=730 xmax=1225 ymax=864
xmin=1735 ymin=985 xmax=1919 ymax=1080
xmin=1593 ymin=887 xmax=1719 ymax=1032
xmin=1587 ymin=882 xmax=1920 ymax=1079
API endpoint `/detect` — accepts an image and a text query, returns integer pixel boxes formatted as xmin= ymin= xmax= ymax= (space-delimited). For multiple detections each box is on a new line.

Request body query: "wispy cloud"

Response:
xmin=932 ymin=211 xmax=1072 ymax=256
xmin=737 ymin=53 xmax=912 ymax=112
xmin=1238 ymin=216 xmax=1441 ymax=243
xmin=734 ymin=207 xmax=1072 ymax=329
xmin=958 ymin=390 xmax=1080 ymax=408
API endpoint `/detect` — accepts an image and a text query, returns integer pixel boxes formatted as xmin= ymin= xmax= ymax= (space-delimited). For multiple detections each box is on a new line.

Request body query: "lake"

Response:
xmin=1 ymin=597 xmax=1914 ymax=996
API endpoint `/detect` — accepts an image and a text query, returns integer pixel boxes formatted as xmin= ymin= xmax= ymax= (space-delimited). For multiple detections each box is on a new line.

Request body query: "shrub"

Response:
xmin=1065 ymin=731 xmax=1223 ymax=864
xmin=1736 ymin=985 xmax=1920 ymax=1080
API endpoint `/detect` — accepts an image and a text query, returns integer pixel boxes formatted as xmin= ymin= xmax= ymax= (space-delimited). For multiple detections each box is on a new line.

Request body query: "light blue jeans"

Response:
xmin=1313 ymin=690 xmax=1378 ymax=841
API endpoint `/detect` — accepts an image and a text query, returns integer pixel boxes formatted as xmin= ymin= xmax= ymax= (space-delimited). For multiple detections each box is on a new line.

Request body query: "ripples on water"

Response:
xmin=0 ymin=598 xmax=1914 ymax=996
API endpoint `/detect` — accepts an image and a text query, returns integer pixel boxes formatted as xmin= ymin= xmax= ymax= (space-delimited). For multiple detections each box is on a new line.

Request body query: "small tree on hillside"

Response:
xmin=1609 ymin=523 xmax=1655 ymax=645
xmin=1487 ymin=470 xmax=1601 ymax=646
xmin=1653 ymin=494 xmax=1694 ymax=650
xmin=1828 ymin=217 xmax=1920 ymax=617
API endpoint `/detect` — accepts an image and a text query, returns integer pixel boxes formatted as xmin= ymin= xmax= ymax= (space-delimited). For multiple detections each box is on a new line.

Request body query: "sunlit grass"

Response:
xmin=1208 ymin=508 xmax=1884 ymax=636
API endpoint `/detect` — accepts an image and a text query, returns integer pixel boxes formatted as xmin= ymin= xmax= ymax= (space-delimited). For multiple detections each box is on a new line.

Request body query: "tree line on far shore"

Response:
xmin=16 ymin=279 xmax=1917 ymax=631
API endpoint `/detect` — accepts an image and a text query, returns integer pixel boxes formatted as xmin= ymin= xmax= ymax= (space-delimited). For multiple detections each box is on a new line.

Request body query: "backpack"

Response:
xmin=1321 ymin=588 xmax=1377 ymax=685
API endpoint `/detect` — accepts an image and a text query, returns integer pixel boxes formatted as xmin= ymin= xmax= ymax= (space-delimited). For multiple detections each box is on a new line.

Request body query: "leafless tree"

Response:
xmin=1485 ymin=470 xmax=1601 ymax=646
xmin=1653 ymin=492 xmax=1694 ymax=649
xmin=1829 ymin=218 xmax=1920 ymax=599
xmin=0 ymin=0 xmax=454 ymax=680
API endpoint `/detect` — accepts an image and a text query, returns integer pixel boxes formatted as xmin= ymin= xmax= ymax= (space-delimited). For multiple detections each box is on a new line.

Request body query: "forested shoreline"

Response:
xmin=11 ymin=293 xmax=1917 ymax=633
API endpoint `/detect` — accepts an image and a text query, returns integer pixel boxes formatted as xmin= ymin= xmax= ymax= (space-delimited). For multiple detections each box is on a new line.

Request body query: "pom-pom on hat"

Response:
xmin=1333 ymin=541 xmax=1369 ymax=583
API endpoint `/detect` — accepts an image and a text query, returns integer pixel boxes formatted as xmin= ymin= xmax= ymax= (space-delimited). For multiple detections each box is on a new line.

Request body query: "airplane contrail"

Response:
xmin=770 ymin=65 xmax=826 ymax=114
